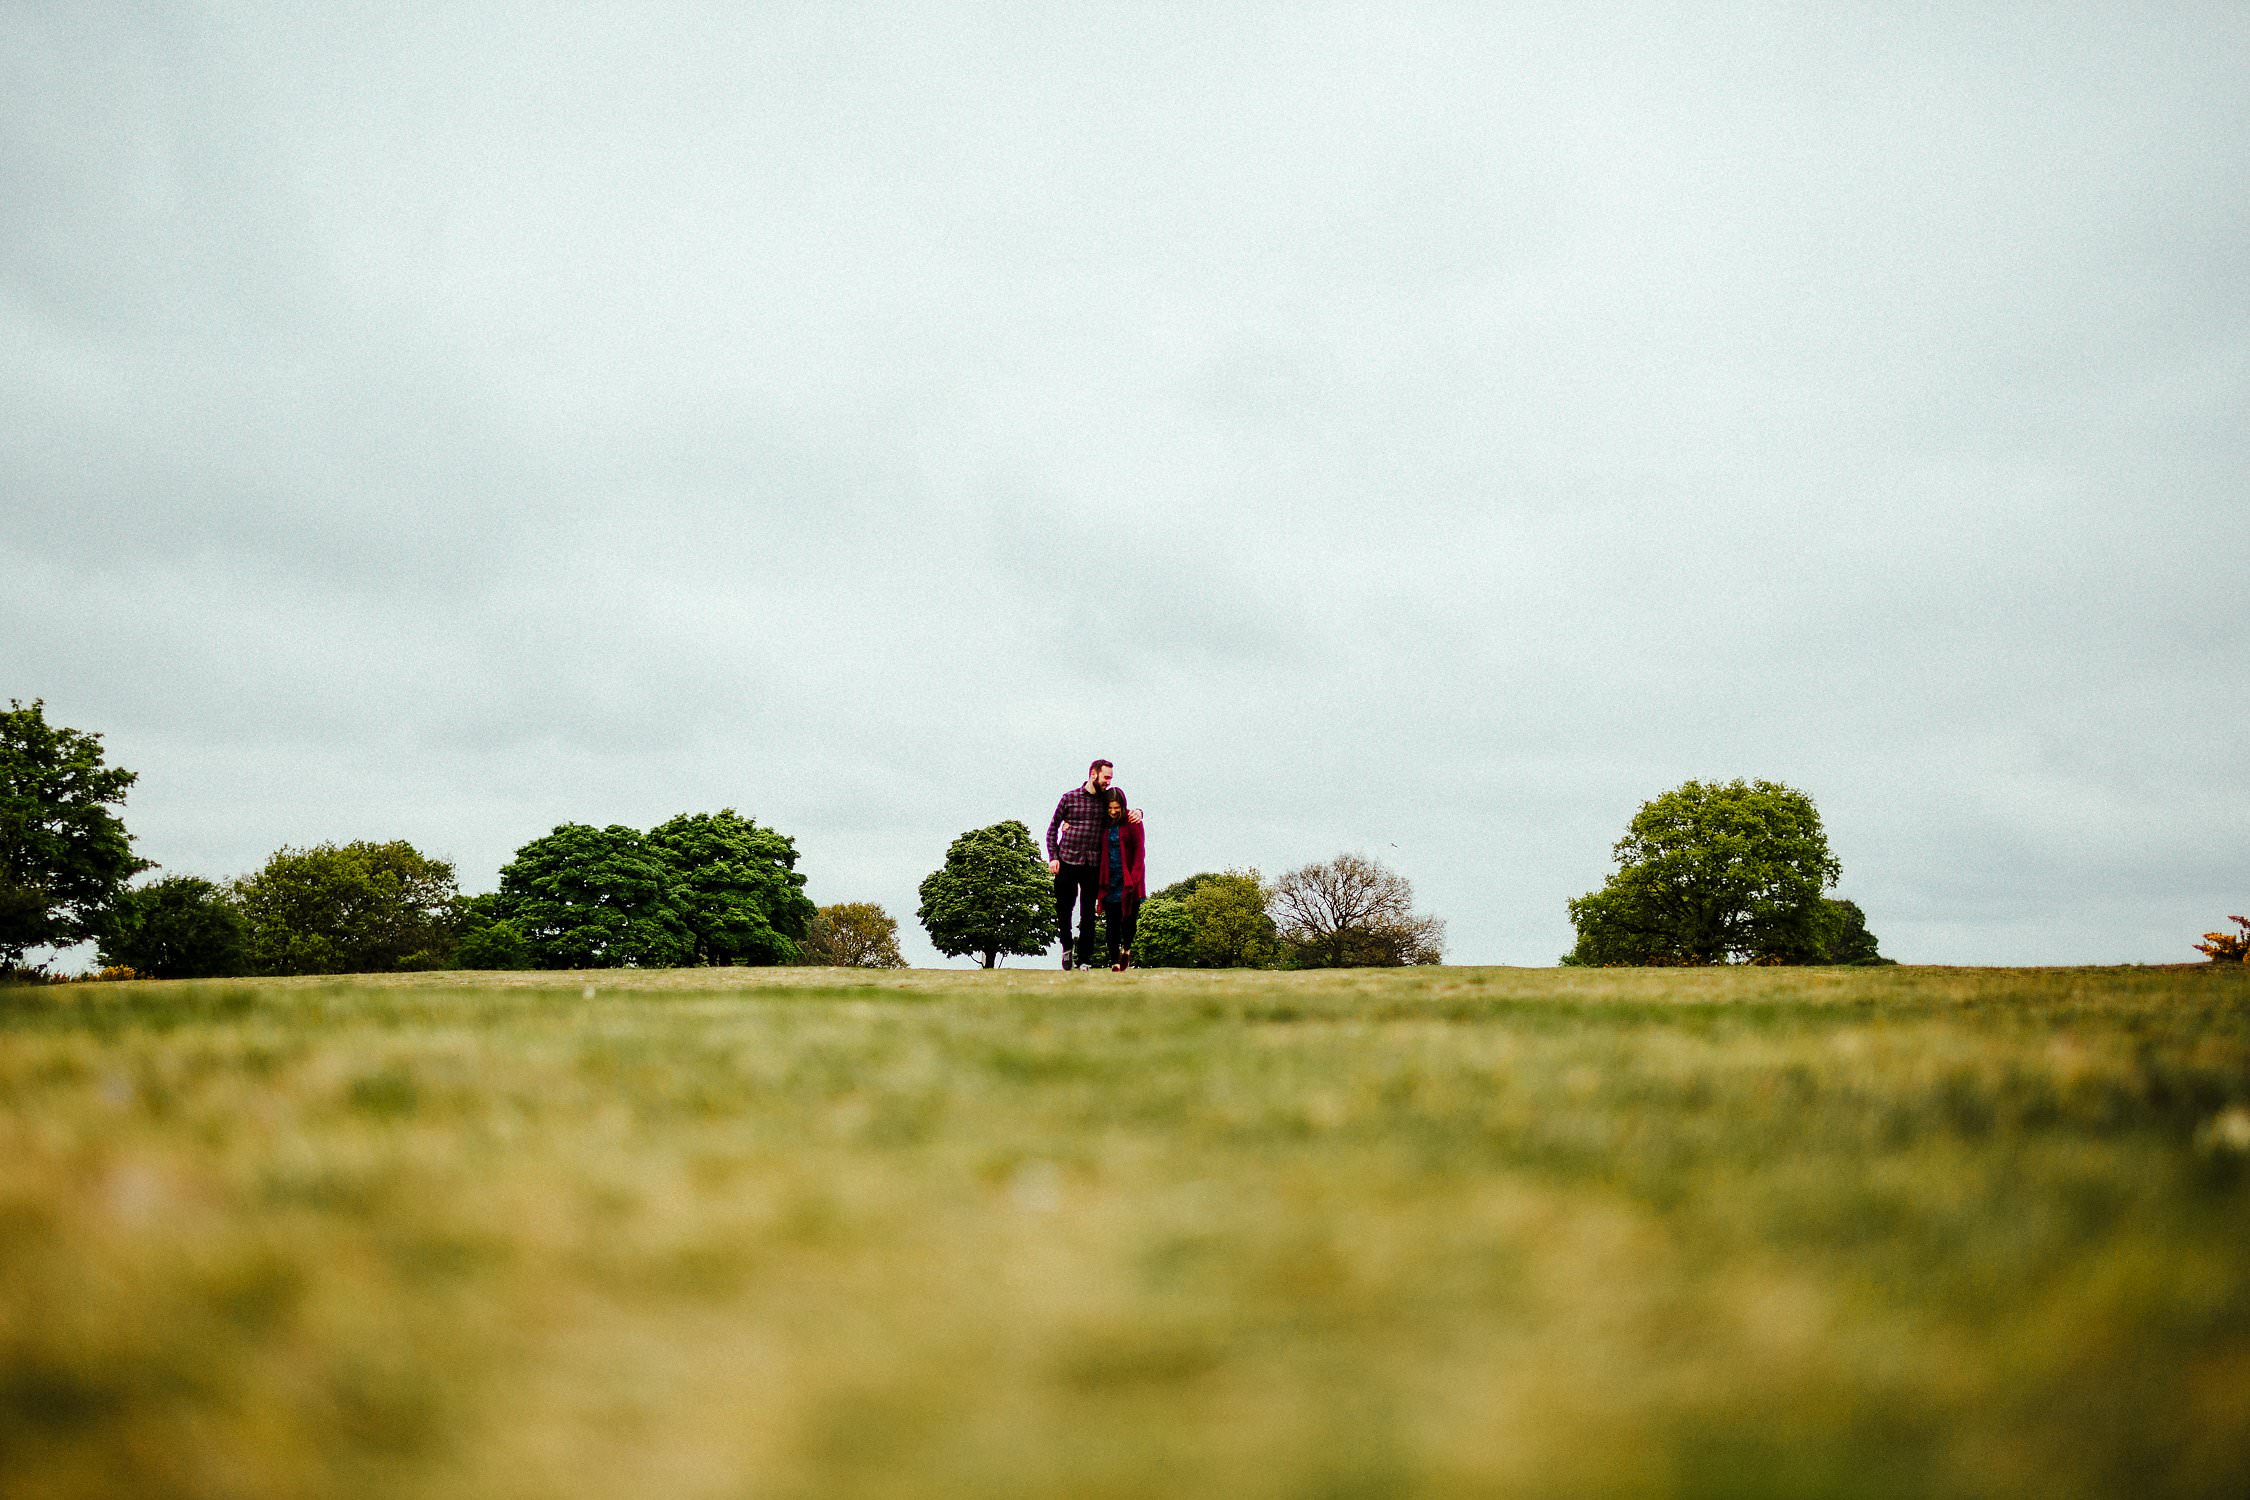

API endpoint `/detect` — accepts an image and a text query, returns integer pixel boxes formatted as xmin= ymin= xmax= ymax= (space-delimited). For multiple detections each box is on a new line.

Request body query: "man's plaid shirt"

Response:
xmin=1046 ymin=786 xmax=1110 ymax=866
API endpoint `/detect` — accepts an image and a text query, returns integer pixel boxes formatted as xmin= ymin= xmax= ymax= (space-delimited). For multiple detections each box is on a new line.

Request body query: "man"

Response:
xmin=1046 ymin=759 xmax=1140 ymax=970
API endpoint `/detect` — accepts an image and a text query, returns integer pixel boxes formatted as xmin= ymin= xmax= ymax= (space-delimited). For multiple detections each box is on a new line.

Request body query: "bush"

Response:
xmin=2196 ymin=916 xmax=2249 ymax=964
xmin=1271 ymin=853 xmax=1444 ymax=968
xmin=97 ymin=875 xmax=249 ymax=978
xmin=804 ymin=903 xmax=907 ymax=968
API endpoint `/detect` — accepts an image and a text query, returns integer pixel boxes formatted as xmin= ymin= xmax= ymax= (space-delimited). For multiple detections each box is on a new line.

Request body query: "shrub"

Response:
xmin=2195 ymin=916 xmax=2250 ymax=964
xmin=452 ymin=895 xmax=533 ymax=970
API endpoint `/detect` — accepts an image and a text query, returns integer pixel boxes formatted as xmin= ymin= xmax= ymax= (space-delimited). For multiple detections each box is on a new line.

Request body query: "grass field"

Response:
xmin=3 ymin=964 xmax=2248 ymax=1499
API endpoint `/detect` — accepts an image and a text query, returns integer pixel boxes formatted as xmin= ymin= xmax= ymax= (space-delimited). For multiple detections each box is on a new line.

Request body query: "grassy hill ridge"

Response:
xmin=4 ymin=964 xmax=2246 ymax=1498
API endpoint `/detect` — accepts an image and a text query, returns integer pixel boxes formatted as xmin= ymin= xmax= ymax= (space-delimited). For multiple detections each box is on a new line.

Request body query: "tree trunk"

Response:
xmin=981 ymin=948 xmax=996 ymax=968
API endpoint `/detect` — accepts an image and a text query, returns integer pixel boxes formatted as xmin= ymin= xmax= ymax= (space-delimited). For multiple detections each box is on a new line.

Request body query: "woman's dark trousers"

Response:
xmin=1104 ymin=899 xmax=1138 ymax=967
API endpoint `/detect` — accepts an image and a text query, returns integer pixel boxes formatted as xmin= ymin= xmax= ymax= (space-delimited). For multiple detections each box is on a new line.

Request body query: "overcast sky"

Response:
xmin=6 ymin=2 xmax=2246 ymax=967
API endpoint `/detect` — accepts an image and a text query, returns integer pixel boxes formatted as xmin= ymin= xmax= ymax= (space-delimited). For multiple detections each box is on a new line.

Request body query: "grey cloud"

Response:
xmin=5 ymin=0 xmax=2246 ymax=968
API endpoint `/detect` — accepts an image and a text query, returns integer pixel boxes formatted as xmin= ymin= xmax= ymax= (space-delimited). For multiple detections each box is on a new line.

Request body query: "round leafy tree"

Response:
xmin=646 ymin=809 xmax=815 ymax=965
xmin=0 ymin=699 xmax=150 ymax=971
xmin=235 ymin=840 xmax=461 ymax=975
xmin=1564 ymin=778 xmax=1859 ymax=966
xmin=97 ymin=875 xmax=249 ymax=979
xmin=490 ymin=823 xmax=695 ymax=970
xmin=489 ymin=811 xmax=816 ymax=971
xmin=917 ymin=821 xmax=1052 ymax=969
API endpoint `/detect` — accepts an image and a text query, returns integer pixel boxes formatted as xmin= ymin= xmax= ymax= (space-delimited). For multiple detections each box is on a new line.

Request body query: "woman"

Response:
xmin=1095 ymin=788 xmax=1147 ymax=970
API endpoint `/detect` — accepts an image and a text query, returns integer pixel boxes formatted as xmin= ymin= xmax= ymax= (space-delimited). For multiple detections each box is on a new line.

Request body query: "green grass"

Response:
xmin=3 ymin=964 xmax=2248 ymax=1499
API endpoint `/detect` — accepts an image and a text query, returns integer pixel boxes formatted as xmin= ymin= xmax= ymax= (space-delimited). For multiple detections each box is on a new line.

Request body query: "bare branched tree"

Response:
xmin=1269 ymin=853 xmax=1444 ymax=967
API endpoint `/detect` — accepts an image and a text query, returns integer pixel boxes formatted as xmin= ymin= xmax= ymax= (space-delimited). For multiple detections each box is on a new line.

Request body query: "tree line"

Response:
xmin=1 ymin=701 xmax=899 ymax=978
xmin=83 ymin=817 xmax=911 ymax=979
xmin=5 ymin=698 xmax=1904 ymax=980
xmin=913 ymin=820 xmax=1445 ymax=969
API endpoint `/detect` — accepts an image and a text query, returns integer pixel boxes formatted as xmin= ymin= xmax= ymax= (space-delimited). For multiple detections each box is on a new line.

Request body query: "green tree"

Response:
xmin=646 ymin=809 xmax=815 ymax=965
xmin=452 ymin=892 xmax=533 ymax=970
xmin=96 ymin=875 xmax=249 ymax=978
xmin=0 ymin=699 xmax=151 ymax=970
xmin=1746 ymin=895 xmax=1890 ymax=966
xmin=485 ymin=812 xmax=820 ymax=971
xmin=804 ymin=902 xmax=908 ymax=968
xmin=1272 ymin=852 xmax=1444 ymax=968
xmin=917 ymin=821 xmax=1052 ymax=969
xmin=1180 ymin=870 xmax=1281 ymax=967
xmin=489 ymin=823 xmax=693 ymax=969
xmin=1151 ymin=873 xmax=1221 ymax=904
xmin=1131 ymin=896 xmax=1196 ymax=967
xmin=235 ymin=840 xmax=461 ymax=975
xmin=1135 ymin=869 xmax=1280 ymax=968
xmin=1563 ymin=779 xmax=1843 ymax=966
xmin=1819 ymin=898 xmax=1888 ymax=965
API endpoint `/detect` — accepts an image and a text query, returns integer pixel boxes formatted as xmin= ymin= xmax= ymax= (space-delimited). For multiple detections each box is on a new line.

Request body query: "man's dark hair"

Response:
xmin=1088 ymin=758 xmax=1113 ymax=774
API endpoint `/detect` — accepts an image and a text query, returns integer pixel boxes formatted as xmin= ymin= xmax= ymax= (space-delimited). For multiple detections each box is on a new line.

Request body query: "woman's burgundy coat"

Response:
xmin=1097 ymin=819 xmax=1147 ymax=907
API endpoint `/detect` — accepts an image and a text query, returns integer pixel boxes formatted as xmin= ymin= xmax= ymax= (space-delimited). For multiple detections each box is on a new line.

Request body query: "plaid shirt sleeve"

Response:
xmin=1045 ymin=791 xmax=1071 ymax=863
xmin=1046 ymin=789 xmax=1104 ymax=865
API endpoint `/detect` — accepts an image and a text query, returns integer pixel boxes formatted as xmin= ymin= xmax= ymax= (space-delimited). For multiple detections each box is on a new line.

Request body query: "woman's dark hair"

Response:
xmin=1105 ymin=789 xmax=1128 ymax=818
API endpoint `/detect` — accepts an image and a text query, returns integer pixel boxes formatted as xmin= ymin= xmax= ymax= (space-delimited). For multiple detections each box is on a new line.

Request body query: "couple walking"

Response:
xmin=1045 ymin=758 xmax=1147 ymax=970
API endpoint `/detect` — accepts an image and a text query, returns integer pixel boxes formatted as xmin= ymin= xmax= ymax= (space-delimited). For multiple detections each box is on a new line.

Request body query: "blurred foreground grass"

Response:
xmin=3 ymin=963 xmax=2248 ymax=1499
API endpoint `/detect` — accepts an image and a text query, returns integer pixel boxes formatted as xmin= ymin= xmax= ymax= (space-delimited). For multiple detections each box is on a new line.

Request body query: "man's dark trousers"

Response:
xmin=1054 ymin=862 xmax=1099 ymax=967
